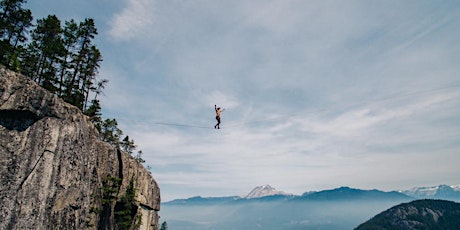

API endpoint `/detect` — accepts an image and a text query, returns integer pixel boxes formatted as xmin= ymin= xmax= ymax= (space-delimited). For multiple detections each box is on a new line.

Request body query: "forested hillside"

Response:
xmin=356 ymin=199 xmax=460 ymax=230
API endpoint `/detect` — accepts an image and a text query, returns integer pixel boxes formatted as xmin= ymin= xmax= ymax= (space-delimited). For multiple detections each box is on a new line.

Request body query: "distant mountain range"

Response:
xmin=161 ymin=185 xmax=460 ymax=230
xmin=164 ymin=184 xmax=460 ymax=205
xmin=400 ymin=184 xmax=460 ymax=200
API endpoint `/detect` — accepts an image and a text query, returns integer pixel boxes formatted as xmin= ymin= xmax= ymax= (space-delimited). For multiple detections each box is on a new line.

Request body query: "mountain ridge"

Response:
xmin=400 ymin=184 xmax=460 ymax=199
xmin=164 ymin=184 xmax=460 ymax=204
xmin=296 ymin=186 xmax=410 ymax=201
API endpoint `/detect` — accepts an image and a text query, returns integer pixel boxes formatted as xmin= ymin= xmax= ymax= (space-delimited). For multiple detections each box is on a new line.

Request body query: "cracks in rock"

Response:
xmin=139 ymin=203 xmax=158 ymax=211
xmin=116 ymin=148 xmax=124 ymax=188
xmin=0 ymin=82 xmax=25 ymax=104
xmin=1 ymin=89 xmax=15 ymax=105
xmin=17 ymin=149 xmax=55 ymax=191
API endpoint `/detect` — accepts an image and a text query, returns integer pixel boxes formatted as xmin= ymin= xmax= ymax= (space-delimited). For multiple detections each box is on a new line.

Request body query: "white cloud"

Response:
xmin=109 ymin=0 xmax=155 ymax=41
xmin=139 ymin=86 xmax=460 ymax=201
xmin=206 ymin=91 xmax=240 ymax=109
xmin=99 ymin=0 xmax=460 ymax=200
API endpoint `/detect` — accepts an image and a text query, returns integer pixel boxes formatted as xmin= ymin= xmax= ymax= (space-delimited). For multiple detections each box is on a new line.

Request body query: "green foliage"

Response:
xmin=1 ymin=0 xmax=149 ymax=166
xmin=101 ymin=176 xmax=121 ymax=205
xmin=135 ymin=150 xmax=145 ymax=164
xmin=115 ymin=177 xmax=139 ymax=230
xmin=100 ymin=118 xmax=123 ymax=146
xmin=0 ymin=0 xmax=33 ymax=67
xmin=84 ymin=99 xmax=102 ymax=125
xmin=121 ymin=135 xmax=136 ymax=154
xmin=120 ymin=136 xmax=146 ymax=164
xmin=27 ymin=14 xmax=65 ymax=93
xmin=160 ymin=221 xmax=168 ymax=230
xmin=100 ymin=176 xmax=142 ymax=229
xmin=1 ymin=0 xmax=105 ymax=111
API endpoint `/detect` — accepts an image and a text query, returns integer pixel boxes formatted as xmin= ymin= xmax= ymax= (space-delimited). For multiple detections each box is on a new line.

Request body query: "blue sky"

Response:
xmin=27 ymin=0 xmax=460 ymax=201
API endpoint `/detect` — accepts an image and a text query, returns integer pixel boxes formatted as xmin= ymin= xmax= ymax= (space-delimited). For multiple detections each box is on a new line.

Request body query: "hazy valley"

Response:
xmin=160 ymin=185 xmax=460 ymax=230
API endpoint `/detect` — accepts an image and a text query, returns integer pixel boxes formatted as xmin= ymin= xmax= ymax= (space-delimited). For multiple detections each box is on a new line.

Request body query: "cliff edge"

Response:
xmin=0 ymin=66 xmax=160 ymax=230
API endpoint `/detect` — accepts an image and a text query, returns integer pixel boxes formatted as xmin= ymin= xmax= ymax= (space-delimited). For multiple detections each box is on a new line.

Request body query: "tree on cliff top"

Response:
xmin=1 ymin=0 xmax=104 ymax=112
xmin=0 ymin=0 xmax=32 ymax=70
xmin=1 ymin=0 xmax=146 ymax=164
xmin=100 ymin=118 xmax=123 ymax=147
xmin=160 ymin=221 xmax=168 ymax=230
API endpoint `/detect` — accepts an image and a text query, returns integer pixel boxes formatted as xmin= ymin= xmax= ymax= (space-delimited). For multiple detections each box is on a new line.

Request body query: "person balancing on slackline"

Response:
xmin=214 ymin=105 xmax=225 ymax=129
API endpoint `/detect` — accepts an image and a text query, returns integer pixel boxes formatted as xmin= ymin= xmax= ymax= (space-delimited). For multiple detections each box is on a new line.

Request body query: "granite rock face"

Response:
xmin=0 ymin=67 xmax=160 ymax=229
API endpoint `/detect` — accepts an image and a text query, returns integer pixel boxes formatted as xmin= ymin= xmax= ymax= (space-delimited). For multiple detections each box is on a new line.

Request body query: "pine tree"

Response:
xmin=84 ymin=99 xmax=102 ymax=130
xmin=56 ymin=19 xmax=78 ymax=96
xmin=63 ymin=18 xmax=99 ymax=108
xmin=81 ymin=45 xmax=102 ymax=111
xmin=100 ymin=118 xmax=123 ymax=147
xmin=135 ymin=150 xmax=145 ymax=164
xmin=27 ymin=15 xmax=65 ymax=93
xmin=121 ymin=136 xmax=136 ymax=154
xmin=160 ymin=221 xmax=168 ymax=230
xmin=0 ymin=0 xmax=32 ymax=68
xmin=1 ymin=3 xmax=147 ymax=169
xmin=84 ymin=78 xmax=107 ymax=132
xmin=114 ymin=177 xmax=138 ymax=230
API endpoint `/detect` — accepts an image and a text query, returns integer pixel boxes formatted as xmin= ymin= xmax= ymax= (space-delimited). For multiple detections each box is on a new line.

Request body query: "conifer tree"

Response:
xmin=0 ymin=2 xmax=141 ymax=160
xmin=135 ymin=150 xmax=145 ymax=163
xmin=26 ymin=15 xmax=65 ymax=92
xmin=121 ymin=136 xmax=136 ymax=154
xmin=114 ymin=177 xmax=138 ymax=229
xmin=160 ymin=221 xmax=168 ymax=230
xmin=84 ymin=78 xmax=108 ymax=131
xmin=63 ymin=18 xmax=99 ymax=108
xmin=0 ymin=0 xmax=32 ymax=68
xmin=84 ymin=99 xmax=102 ymax=130
xmin=57 ymin=19 xmax=78 ymax=96
xmin=81 ymin=45 xmax=102 ymax=111
xmin=100 ymin=118 xmax=123 ymax=146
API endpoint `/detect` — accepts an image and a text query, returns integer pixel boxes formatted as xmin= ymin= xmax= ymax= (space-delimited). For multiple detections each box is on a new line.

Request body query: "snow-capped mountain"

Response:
xmin=401 ymin=185 xmax=460 ymax=199
xmin=244 ymin=185 xmax=291 ymax=198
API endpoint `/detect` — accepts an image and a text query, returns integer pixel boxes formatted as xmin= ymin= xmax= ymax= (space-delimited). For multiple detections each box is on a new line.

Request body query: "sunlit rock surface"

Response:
xmin=0 ymin=66 xmax=160 ymax=230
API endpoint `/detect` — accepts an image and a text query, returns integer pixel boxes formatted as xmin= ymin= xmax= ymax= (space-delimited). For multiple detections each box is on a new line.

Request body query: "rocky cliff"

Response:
xmin=0 ymin=66 xmax=160 ymax=230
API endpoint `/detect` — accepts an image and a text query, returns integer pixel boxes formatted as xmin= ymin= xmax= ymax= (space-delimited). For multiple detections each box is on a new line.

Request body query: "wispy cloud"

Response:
xmin=138 ymin=86 xmax=460 ymax=200
xmin=109 ymin=0 xmax=155 ymax=41
xmin=37 ymin=0 xmax=460 ymax=201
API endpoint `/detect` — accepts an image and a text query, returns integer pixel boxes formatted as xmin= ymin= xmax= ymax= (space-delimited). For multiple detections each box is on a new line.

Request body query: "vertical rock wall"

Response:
xmin=0 ymin=67 xmax=160 ymax=229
